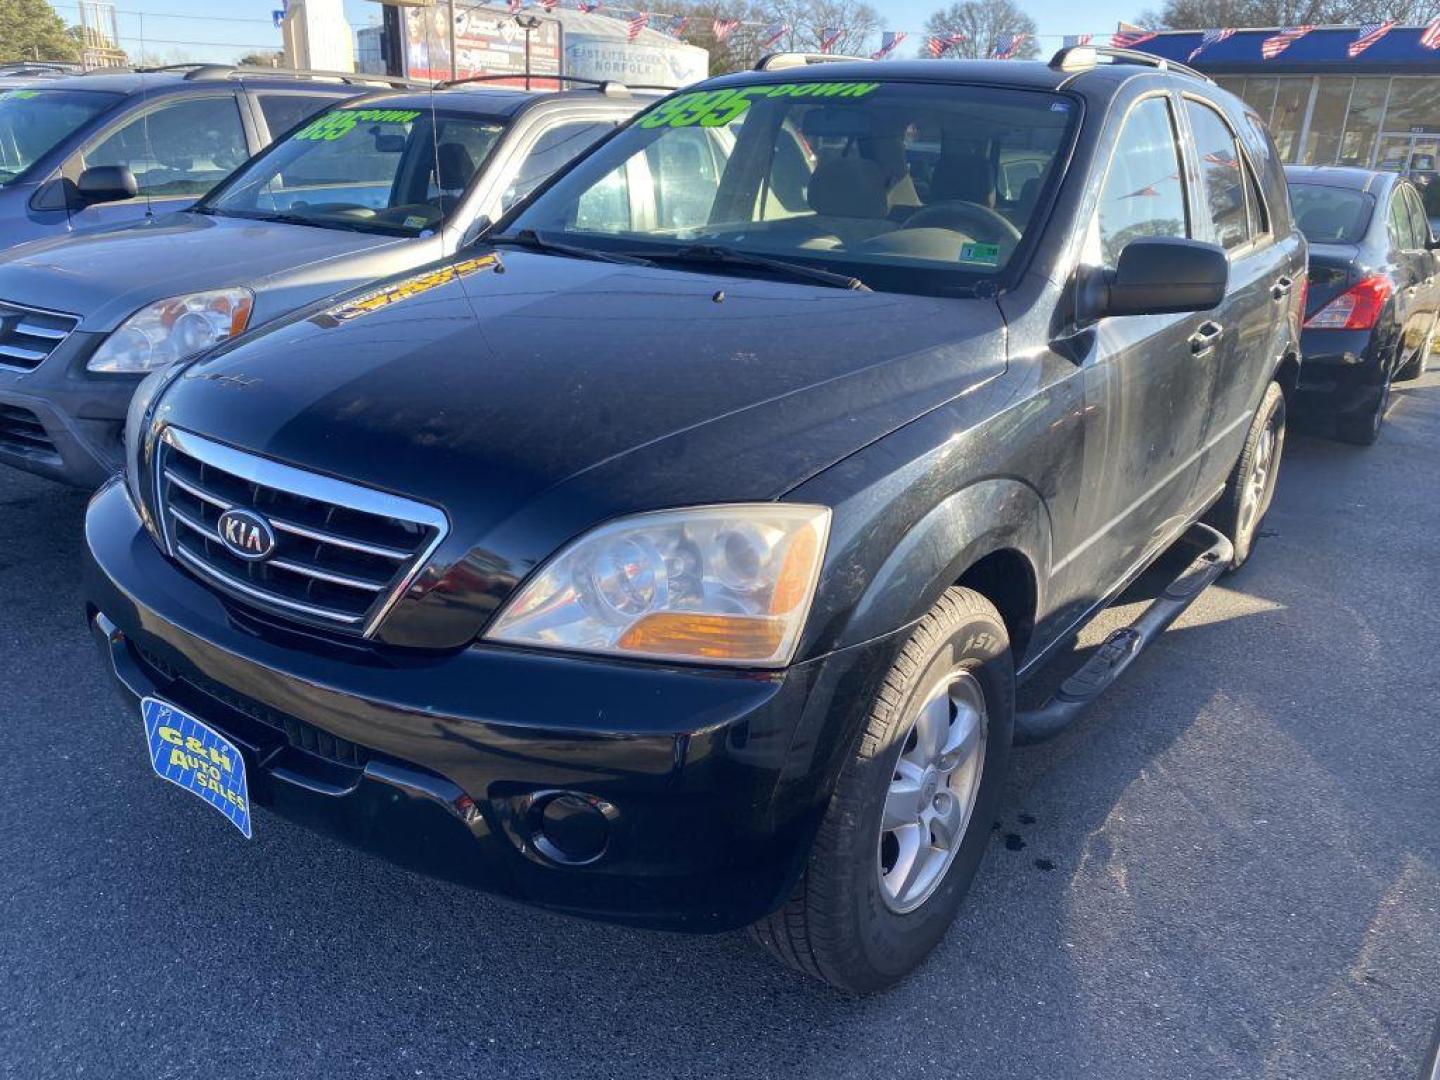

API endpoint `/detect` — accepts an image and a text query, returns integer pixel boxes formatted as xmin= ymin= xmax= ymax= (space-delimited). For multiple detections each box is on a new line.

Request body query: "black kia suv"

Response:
xmin=84 ymin=48 xmax=1305 ymax=992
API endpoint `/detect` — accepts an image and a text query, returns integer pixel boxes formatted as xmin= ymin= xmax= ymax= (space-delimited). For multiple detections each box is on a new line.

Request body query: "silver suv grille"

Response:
xmin=154 ymin=427 xmax=448 ymax=636
xmin=0 ymin=300 xmax=77 ymax=370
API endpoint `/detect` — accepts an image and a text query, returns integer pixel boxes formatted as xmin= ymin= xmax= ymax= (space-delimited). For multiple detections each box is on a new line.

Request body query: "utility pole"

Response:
xmin=447 ymin=0 xmax=458 ymax=80
xmin=516 ymin=14 xmax=540 ymax=90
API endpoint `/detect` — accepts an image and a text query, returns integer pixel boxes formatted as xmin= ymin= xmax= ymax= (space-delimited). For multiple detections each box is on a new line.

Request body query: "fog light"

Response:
xmin=531 ymin=792 xmax=614 ymax=865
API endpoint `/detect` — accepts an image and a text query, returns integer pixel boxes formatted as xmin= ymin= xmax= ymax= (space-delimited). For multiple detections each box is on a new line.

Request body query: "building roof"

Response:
xmin=1137 ymin=26 xmax=1440 ymax=74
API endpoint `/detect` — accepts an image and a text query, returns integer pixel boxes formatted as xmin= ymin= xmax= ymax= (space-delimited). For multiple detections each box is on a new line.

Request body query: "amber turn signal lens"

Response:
xmin=617 ymin=612 xmax=787 ymax=661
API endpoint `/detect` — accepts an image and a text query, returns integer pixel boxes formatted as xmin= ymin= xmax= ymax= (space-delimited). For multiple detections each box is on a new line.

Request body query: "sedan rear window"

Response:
xmin=1289 ymin=183 xmax=1374 ymax=245
xmin=506 ymin=81 xmax=1079 ymax=296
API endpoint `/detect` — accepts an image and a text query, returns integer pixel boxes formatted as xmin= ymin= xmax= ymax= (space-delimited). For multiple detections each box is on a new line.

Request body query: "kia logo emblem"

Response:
xmin=216 ymin=508 xmax=277 ymax=561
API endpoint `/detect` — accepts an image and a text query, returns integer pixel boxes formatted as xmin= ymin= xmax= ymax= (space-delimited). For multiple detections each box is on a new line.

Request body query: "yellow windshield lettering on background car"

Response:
xmin=293 ymin=108 xmax=423 ymax=142
xmin=637 ymin=82 xmax=882 ymax=129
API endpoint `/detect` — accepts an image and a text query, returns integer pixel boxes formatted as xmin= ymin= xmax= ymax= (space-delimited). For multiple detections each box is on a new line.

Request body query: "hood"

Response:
xmin=154 ymin=249 xmax=1008 ymax=646
xmin=0 ymin=212 xmax=407 ymax=331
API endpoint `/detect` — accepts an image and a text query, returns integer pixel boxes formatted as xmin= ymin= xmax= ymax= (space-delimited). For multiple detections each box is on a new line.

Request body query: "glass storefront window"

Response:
xmin=1338 ymin=77 xmax=1388 ymax=166
xmin=1383 ymin=77 xmax=1440 ymax=135
xmin=1301 ymin=77 xmax=1352 ymax=165
xmin=1239 ymin=77 xmax=1279 ymax=122
xmin=1269 ymin=78 xmax=1311 ymax=161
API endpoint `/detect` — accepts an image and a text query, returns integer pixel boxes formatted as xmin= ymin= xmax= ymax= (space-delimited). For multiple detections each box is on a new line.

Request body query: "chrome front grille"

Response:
xmin=154 ymin=427 xmax=448 ymax=636
xmin=0 ymin=300 xmax=77 ymax=370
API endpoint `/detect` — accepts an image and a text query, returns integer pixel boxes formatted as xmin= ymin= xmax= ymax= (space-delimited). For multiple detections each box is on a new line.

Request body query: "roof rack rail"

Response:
xmin=184 ymin=64 xmax=422 ymax=87
xmin=1049 ymin=44 xmax=1211 ymax=82
xmin=754 ymin=52 xmax=871 ymax=70
xmin=437 ymin=72 xmax=674 ymax=94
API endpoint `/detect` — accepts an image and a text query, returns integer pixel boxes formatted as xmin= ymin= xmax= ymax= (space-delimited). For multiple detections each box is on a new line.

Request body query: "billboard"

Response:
xmin=401 ymin=7 xmax=562 ymax=87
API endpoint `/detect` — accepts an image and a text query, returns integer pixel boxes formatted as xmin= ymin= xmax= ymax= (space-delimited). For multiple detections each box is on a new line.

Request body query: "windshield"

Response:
xmin=504 ymin=80 xmax=1078 ymax=296
xmin=201 ymin=105 xmax=504 ymax=237
xmin=1289 ymin=182 xmax=1374 ymax=245
xmin=0 ymin=87 xmax=120 ymax=184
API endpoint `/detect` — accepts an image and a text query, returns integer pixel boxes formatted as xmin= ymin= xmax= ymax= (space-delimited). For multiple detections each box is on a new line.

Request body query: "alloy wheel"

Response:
xmin=877 ymin=669 xmax=987 ymax=914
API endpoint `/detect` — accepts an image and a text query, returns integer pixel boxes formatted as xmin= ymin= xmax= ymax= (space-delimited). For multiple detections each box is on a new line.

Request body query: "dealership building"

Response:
xmin=1139 ymin=27 xmax=1440 ymax=184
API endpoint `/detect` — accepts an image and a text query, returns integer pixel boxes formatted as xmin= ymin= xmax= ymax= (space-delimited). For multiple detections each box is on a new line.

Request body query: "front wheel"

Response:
xmin=749 ymin=587 xmax=1013 ymax=993
xmin=1209 ymin=380 xmax=1286 ymax=570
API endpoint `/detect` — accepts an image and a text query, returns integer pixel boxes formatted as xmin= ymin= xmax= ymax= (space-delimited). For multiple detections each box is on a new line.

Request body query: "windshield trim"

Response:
xmin=495 ymin=79 xmax=1086 ymax=300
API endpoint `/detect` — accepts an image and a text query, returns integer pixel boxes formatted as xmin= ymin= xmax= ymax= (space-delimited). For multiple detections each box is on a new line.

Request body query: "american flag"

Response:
xmin=506 ymin=0 xmax=521 ymax=14
xmin=819 ymin=26 xmax=843 ymax=53
xmin=1112 ymin=29 xmax=1158 ymax=48
xmin=760 ymin=22 xmax=789 ymax=49
xmin=1188 ymin=27 xmax=1235 ymax=61
xmin=871 ymin=30 xmax=907 ymax=59
xmin=927 ymin=33 xmax=965 ymax=57
xmin=666 ymin=14 xmax=689 ymax=36
xmin=991 ymin=33 xmax=1026 ymax=59
xmin=1261 ymin=25 xmax=1313 ymax=59
xmin=1062 ymin=34 xmax=1092 ymax=47
xmin=711 ymin=17 xmax=740 ymax=42
xmin=627 ymin=11 xmax=648 ymax=41
xmin=577 ymin=1 xmax=599 ymax=10
xmin=1347 ymin=21 xmax=1394 ymax=57
xmin=538 ymin=0 xmax=556 ymax=10
xmin=1422 ymin=15 xmax=1440 ymax=49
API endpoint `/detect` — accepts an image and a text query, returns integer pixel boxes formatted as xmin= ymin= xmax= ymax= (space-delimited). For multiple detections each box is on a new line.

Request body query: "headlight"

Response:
xmin=88 ymin=288 xmax=253 ymax=374
xmin=485 ymin=504 xmax=831 ymax=667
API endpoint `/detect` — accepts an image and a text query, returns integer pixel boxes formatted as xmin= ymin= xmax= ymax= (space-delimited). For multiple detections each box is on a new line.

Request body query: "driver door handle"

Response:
xmin=1189 ymin=321 xmax=1224 ymax=357
xmin=1271 ymin=275 xmax=1294 ymax=301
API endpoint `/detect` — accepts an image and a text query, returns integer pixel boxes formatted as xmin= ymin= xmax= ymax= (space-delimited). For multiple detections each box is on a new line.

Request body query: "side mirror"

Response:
xmin=1426 ymin=234 xmax=1440 ymax=251
xmin=1101 ymin=237 xmax=1228 ymax=317
xmin=460 ymin=214 xmax=492 ymax=248
xmin=76 ymin=164 xmax=138 ymax=205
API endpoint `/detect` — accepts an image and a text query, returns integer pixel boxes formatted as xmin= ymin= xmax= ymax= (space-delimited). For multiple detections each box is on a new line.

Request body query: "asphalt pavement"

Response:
xmin=2 ymin=372 xmax=1437 ymax=1080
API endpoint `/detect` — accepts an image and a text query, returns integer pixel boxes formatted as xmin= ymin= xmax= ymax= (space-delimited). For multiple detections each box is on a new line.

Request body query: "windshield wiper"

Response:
xmin=633 ymin=244 xmax=870 ymax=292
xmin=488 ymin=229 xmax=656 ymax=266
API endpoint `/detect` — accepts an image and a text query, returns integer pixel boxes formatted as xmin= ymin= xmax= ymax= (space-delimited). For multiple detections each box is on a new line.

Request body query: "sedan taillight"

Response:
xmin=1303 ymin=275 xmax=1393 ymax=330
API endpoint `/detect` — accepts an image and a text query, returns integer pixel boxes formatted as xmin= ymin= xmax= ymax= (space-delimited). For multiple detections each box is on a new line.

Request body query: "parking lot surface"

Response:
xmin=2 ymin=374 xmax=1437 ymax=1080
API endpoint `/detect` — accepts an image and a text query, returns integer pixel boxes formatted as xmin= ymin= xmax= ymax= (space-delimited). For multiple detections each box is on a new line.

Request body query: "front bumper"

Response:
xmin=0 ymin=333 xmax=134 ymax=487
xmin=84 ymin=478 xmax=899 ymax=931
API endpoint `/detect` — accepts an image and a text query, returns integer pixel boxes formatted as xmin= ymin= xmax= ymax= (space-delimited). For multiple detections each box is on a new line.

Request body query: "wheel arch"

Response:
xmin=832 ymin=477 xmax=1049 ymax=668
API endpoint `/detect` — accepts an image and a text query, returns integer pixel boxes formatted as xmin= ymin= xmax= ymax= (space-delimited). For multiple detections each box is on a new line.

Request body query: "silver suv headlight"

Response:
xmin=485 ymin=504 xmax=831 ymax=668
xmin=88 ymin=288 xmax=253 ymax=374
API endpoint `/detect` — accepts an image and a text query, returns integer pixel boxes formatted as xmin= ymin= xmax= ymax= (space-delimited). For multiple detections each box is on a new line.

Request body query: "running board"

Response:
xmin=1013 ymin=522 xmax=1234 ymax=746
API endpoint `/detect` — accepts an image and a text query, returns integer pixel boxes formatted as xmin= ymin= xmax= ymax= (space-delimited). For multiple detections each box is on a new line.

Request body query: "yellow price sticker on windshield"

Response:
xmin=638 ymin=82 xmax=881 ymax=129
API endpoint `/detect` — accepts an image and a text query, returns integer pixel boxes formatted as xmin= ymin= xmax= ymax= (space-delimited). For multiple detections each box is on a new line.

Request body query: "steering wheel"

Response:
xmin=904 ymin=201 xmax=1022 ymax=245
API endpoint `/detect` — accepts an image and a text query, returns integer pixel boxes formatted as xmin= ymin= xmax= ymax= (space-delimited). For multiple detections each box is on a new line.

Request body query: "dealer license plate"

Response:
xmin=141 ymin=696 xmax=252 ymax=839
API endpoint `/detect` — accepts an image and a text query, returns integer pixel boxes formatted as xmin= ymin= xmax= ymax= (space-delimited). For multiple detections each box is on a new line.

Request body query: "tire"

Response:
xmin=1336 ymin=365 xmax=1391 ymax=447
xmin=1396 ymin=321 xmax=1433 ymax=381
xmin=749 ymin=587 xmax=1014 ymax=993
xmin=1209 ymin=380 xmax=1286 ymax=570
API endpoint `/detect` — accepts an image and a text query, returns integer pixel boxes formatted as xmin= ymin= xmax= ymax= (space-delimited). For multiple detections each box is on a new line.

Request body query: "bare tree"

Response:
xmin=1135 ymin=0 xmax=1365 ymax=28
xmin=765 ymin=0 xmax=879 ymax=57
xmin=923 ymin=0 xmax=1038 ymax=60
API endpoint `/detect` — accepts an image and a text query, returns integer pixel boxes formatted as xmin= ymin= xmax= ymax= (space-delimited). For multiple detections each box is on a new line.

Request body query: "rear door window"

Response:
xmin=257 ymin=94 xmax=339 ymax=140
xmin=81 ymin=94 xmax=249 ymax=198
xmin=1402 ymin=185 xmax=1432 ymax=246
xmin=1096 ymin=96 xmax=1188 ymax=268
xmin=501 ymin=120 xmax=615 ymax=212
xmin=1186 ymin=99 xmax=1250 ymax=251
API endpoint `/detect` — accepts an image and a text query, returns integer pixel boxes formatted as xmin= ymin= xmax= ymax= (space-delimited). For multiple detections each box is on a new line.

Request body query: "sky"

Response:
xmin=51 ymin=0 xmax=1141 ymax=66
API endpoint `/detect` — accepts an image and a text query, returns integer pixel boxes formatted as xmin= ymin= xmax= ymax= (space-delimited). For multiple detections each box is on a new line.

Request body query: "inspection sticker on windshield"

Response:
xmin=959 ymin=242 xmax=1001 ymax=266
xmin=141 ymin=696 xmax=251 ymax=839
xmin=639 ymin=82 xmax=880 ymax=129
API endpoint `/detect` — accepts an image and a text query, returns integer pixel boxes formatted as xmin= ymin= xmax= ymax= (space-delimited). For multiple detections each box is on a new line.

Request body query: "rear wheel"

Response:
xmin=1396 ymin=321 xmax=1433 ymax=381
xmin=749 ymin=587 xmax=1013 ymax=993
xmin=1209 ymin=380 xmax=1285 ymax=570
xmin=1336 ymin=365 xmax=1392 ymax=446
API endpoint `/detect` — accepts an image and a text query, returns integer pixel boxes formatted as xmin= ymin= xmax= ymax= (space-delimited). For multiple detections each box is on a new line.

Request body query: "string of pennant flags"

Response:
xmin=477 ymin=2 xmax=1440 ymax=58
